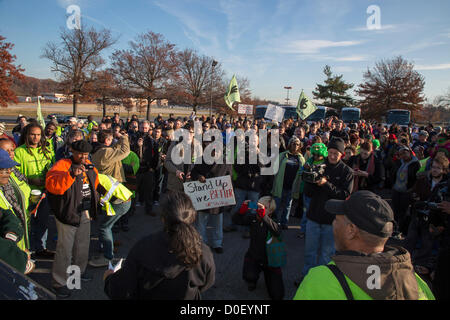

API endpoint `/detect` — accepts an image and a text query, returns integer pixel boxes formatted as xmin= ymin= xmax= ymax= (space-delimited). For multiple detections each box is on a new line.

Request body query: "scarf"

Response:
xmin=352 ymin=153 xmax=375 ymax=193
xmin=0 ymin=168 xmax=27 ymax=226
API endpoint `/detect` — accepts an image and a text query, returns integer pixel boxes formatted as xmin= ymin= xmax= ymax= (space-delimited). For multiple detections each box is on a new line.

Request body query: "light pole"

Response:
xmin=284 ymin=86 xmax=292 ymax=105
xmin=210 ymin=60 xmax=218 ymax=118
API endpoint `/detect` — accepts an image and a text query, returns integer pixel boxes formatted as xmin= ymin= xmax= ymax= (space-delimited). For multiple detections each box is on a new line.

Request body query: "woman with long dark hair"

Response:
xmin=104 ymin=191 xmax=215 ymax=300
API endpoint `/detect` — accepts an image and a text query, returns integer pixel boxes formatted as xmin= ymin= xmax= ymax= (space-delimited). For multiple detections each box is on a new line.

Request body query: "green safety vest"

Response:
xmin=293 ymin=261 xmax=435 ymax=300
xmin=0 ymin=190 xmax=28 ymax=252
xmin=98 ymin=174 xmax=132 ymax=216
xmin=14 ymin=145 xmax=54 ymax=191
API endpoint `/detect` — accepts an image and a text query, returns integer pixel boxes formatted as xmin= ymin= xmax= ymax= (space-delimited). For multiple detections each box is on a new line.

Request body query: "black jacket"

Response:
xmin=46 ymin=158 xmax=99 ymax=227
xmin=233 ymin=212 xmax=280 ymax=264
xmin=304 ymin=159 xmax=354 ymax=225
xmin=104 ymin=231 xmax=215 ymax=300
xmin=233 ymin=143 xmax=261 ymax=192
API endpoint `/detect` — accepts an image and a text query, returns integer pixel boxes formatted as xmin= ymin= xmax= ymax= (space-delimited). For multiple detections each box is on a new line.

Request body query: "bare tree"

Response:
xmin=173 ymin=49 xmax=225 ymax=112
xmin=41 ymin=26 xmax=116 ymax=116
xmin=356 ymin=56 xmax=425 ymax=120
xmin=89 ymin=69 xmax=122 ymax=117
xmin=434 ymin=87 xmax=450 ymax=109
xmin=111 ymin=31 xmax=179 ymax=120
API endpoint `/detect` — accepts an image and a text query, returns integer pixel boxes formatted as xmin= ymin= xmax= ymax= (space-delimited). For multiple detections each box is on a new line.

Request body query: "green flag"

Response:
xmin=296 ymin=90 xmax=317 ymax=120
xmin=224 ymin=75 xmax=240 ymax=110
xmin=37 ymin=97 xmax=45 ymax=128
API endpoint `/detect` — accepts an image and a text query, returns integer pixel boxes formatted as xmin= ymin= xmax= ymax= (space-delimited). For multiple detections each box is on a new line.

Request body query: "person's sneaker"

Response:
xmin=213 ymin=247 xmax=224 ymax=254
xmin=52 ymin=286 xmax=71 ymax=299
xmin=88 ymin=256 xmax=110 ymax=268
xmin=223 ymin=226 xmax=237 ymax=232
xmin=297 ymin=232 xmax=305 ymax=239
xmin=242 ymin=231 xmax=251 ymax=239
xmin=81 ymin=272 xmax=93 ymax=282
xmin=33 ymin=249 xmax=55 ymax=259
xmin=153 ymin=201 xmax=160 ymax=206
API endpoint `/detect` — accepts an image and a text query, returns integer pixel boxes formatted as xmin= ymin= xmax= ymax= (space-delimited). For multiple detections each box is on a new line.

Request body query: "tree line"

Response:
xmin=1 ymin=25 xmax=449 ymax=121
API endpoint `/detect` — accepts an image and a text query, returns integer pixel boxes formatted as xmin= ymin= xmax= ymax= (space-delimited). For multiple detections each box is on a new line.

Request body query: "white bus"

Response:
xmin=254 ymin=105 xmax=299 ymax=121
xmin=341 ymin=107 xmax=361 ymax=123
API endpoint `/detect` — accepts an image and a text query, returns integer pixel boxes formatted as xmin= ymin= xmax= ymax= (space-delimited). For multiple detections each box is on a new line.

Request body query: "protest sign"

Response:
xmin=238 ymin=104 xmax=254 ymax=115
xmin=265 ymin=104 xmax=285 ymax=123
xmin=183 ymin=175 xmax=236 ymax=211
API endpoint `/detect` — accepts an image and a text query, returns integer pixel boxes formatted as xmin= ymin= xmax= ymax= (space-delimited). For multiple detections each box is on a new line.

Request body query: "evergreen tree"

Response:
xmin=312 ymin=65 xmax=354 ymax=113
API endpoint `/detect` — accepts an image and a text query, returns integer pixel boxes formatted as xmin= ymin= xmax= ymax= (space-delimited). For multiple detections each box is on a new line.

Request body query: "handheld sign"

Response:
xmin=183 ymin=175 xmax=236 ymax=211
xmin=265 ymin=104 xmax=285 ymax=123
xmin=238 ymin=104 xmax=253 ymax=115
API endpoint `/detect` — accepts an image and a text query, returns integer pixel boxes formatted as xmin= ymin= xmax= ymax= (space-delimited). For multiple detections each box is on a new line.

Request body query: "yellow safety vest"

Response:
xmin=98 ymin=174 xmax=132 ymax=216
xmin=0 ymin=190 xmax=28 ymax=252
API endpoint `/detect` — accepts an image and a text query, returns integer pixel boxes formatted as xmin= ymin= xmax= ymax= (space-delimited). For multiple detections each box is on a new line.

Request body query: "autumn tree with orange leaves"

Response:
xmin=356 ymin=56 xmax=425 ymax=121
xmin=0 ymin=36 xmax=25 ymax=107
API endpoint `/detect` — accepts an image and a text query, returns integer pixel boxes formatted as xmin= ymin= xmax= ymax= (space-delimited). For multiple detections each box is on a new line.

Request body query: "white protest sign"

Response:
xmin=264 ymin=104 xmax=285 ymax=123
xmin=183 ymin=175 xmax=236 ymax=211
xmin=238 ymin=104 xmax=254 ymax=115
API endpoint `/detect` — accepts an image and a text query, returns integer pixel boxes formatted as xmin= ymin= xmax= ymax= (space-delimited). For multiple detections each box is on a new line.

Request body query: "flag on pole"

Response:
xmin=37 ymin=97 xmax=45 ymax=128
xmin=296 ymin=90 xmax=317 ymax=120
xmin=224 ymin=75 xmax=240 ymax=110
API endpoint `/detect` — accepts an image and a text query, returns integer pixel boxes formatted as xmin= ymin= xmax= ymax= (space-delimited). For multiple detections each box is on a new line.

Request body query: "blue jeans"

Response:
xmin=300 ymin=194 xmax=311 ymax=232
xmin=228 ymin=188 xmax=259 ymax=229
xmin=196 ymin=212 xmax=223 ymax=248
xmin=302 ymin=218 xmax=335 ymax=276
xmin=30 ymin=197 xmax=50 ymax=252
xmin=274 ymin=189 xmax=292 ymax=226
xmin=98 ymin=201 xmax=131 ymax=260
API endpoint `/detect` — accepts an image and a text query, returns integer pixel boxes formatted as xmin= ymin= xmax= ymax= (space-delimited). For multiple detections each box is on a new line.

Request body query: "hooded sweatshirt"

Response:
xmin=294 ymin=246 xmax=435 ymax=300
xmin=104 ymin=230 xmax=215 ymax=300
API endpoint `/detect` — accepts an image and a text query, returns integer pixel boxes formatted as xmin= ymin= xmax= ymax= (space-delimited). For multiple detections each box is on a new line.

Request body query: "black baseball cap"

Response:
xmin=71 ymin=140 xmax=93 ymax=153
xmin=325 ymin=191 xmax=394 ymax=238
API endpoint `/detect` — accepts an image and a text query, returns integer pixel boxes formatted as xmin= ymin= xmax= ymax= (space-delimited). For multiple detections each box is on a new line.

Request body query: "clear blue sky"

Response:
xmin=1 ymin=0 xmax=449 ymax=104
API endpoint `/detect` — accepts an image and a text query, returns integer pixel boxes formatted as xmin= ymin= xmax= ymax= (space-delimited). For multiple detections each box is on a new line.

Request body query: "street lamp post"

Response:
xmin=210 ymin=60 xmax=218 ymax=118
xmin=284 ymin=86 xmax=292 ymax=105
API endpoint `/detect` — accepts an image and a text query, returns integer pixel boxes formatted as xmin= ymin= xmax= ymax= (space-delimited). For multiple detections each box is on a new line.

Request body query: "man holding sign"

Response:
xmin=189 ymin=141 xmax=232 ymax=254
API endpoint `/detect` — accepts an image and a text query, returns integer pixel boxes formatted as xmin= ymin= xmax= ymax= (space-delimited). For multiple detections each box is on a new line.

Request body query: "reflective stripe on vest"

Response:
xmin=100 ymin=176 xmax=121 ymax=216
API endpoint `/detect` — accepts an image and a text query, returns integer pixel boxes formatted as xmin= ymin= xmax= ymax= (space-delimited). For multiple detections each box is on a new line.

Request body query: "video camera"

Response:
xmin=414 ymin=201 xmax=441 ymax=223
xmin=302 ymin=164 xmax=326 ymax=184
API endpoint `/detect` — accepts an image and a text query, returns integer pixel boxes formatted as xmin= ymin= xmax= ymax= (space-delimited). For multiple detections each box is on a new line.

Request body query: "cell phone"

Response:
xmin=248 ymin=202 xmax=258 ymax=210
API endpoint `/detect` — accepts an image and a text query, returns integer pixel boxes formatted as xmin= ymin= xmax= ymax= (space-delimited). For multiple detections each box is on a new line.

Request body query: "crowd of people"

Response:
xmin=0 ymin=110 xmax=449 ymax=300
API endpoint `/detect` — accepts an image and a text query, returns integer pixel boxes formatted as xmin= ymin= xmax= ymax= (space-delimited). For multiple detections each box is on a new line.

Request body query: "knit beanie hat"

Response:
xmin=311 ymin=143 xmax=328 ymax=158
xmin=327 ymin=137 xmax=346 ymax=154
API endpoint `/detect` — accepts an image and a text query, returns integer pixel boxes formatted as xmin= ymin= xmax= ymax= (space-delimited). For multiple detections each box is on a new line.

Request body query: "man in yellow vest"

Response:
xmin=0 ymin=149 xmax=34 ymax=274
xmin=88 ymin=173 xmax=132 ymax=267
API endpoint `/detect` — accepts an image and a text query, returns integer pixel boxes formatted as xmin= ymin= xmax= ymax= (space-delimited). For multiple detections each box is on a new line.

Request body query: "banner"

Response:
xmin=237 ymin=104 xmax=253 ymax=115
xmin=37 ymin=97 xmax=45 ymax=128
xmin=183 ymin=175 xmax=235 ymax=211
xmin=224 ymin=75 xmax=240 ymax=110
xmin=296 ymin=90 xmax=317 ymax=120
xmin=264 ymin=104 xmax=285 ymax=123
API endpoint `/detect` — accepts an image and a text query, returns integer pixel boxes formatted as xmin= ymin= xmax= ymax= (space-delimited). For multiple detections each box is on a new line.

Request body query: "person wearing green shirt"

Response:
xmin=293 ymin=190 xmax=435 ymax=300
xmin=87 ymin=115 xmax=98 ymax=133
xmin=14 ymin=123 xmax=55 ymax=258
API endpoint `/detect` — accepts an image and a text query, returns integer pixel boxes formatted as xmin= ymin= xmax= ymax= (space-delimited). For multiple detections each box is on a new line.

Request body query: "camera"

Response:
xmin=302 ymin=164 xmax=326 ymax=183
xmin=85 ymin=164 xmax=94 ymax=170
xmin=247 ymin=201 xmax=258 ymax=218
xmin=414 ymin=201 xmax=441 ymax=223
